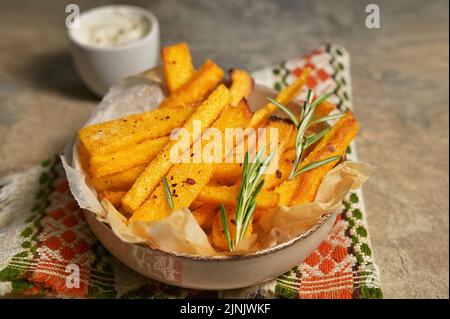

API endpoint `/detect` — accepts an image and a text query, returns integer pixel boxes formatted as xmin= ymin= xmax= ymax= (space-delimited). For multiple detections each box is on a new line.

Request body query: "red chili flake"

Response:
xmin=171 ymin=183 xmax=178 ymax=187
xmin=173 ymin=194 xmax=179 ymax=197
xmin=328 ymin=146 xmax=335 ymax=152
xmin=275 ymin=170 xmax=282 ymax=179
xmin=185 ymin=178 xmax=196 ymax=185
xmin=170 ymin=175 xmax=174 ymax=180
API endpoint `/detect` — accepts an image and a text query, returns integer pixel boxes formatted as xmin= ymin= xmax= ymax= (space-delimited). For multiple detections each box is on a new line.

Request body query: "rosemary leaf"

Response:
xmin=266 ymin=97 xmax=299 ymax=126
xmin=292 ymin=155 xmax=341 ymax=178
xmin=220 ymin=204 xmax=233 ymax=251
xmin=310 ymin=92 xmax=333 ymax=109
xmin=162 ymin=176 xmax=174 ymax=210
xmin=309 ymin=113 xmax=344 ymax=126
xmin=240 ymin=199 xmax=257 ymax=241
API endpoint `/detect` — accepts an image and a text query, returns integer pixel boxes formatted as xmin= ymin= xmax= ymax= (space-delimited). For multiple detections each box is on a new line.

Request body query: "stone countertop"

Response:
xmin=0 ymin=0 xmax=448 ymax=298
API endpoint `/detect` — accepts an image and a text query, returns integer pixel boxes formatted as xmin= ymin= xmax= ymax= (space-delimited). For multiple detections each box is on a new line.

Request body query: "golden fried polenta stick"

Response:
xmin=162 ymin=42 xmax=195 ymax=94
xmin=275 ymin=112 xmax=358 ymax=206
xmin=129 ymin=99 xmax=252 ymax=222
xmin=160 ymin=60 xmax=224 ymax=108
xmin=90 ymin=136 xmax=170 ymax=177
xmin=197 ymin=185 xmax=279 ymax=209
xmin=78 ymin=106 xmax=195 ymax=157
xmin=88 ymin=165 xmax=146 ymax=192
xmin=122 ymin=85 xmax=230 ymax=214
xmin=290 ymin=111 xmax=359 ymax=205
xmin=260 ymin=117 xmax=295 ymax=175
xmin=210 ymin=163 xmax=243 ymax=185
xmin=262 ymin=149 xmax=296 ymax=190
xmin=129 ymin=163 xmax=215 ymax=223
xmin=229 ymin=69 xmax=254 ymax=107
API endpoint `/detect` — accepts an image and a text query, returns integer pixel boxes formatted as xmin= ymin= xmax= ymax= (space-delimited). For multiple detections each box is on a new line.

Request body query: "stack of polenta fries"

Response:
xmin=77 ymin=42 xmax=359 ymax=252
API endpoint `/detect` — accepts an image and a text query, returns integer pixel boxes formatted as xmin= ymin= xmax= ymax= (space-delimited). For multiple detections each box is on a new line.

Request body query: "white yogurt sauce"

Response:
xmin=73 ymin=7 xmax=151 ymax=48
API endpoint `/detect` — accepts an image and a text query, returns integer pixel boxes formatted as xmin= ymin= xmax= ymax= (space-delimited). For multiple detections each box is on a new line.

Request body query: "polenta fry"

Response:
xmin=88 ymin=165 xmax=145 ymax=192
xmin=129 ymin=163 xmax=215 ymax=223
xmin=260 ymin=116 xmax=295 ymax=174
xmin=290 ymin=111 xmax=359 ymax=205
xmin=90 ymin=136 xmax=170 ymax=177
xmin=130 ymin=98 xmax=252 ymax=222
xmin=210 ymin=163 xmax=242 ymax=185
xmin=160 ymin=60 xmax=224 ymax=108
xmin=78 ymin=105 xmax=195 ymax=157
xmin=162 ymin=42 xmax=195 ymax=94
xmin=229 ymin=69 xmax=254 ymax=107
xmin=122 ymin=84 xmax=230 ymax=213
xmin=275 ymin=112 xmax=358 ymax=206
xmin=262 ymin=148 xmax=296 ymax=190
xmin=197 ymin=185 xmax=279 ymax=209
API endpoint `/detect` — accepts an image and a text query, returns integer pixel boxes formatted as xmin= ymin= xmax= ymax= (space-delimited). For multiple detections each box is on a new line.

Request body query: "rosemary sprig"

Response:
xmin=267 ymin=89 xmax=343 ymax=180
xmin=162 ymin=176 xmax=174 ymax=210
xmin=221 ymin=148 xmax=274 ymax=251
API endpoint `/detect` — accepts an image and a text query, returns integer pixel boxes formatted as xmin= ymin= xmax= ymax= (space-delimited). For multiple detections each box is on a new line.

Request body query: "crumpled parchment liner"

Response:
xmin=61 ymin=70 xmax=375 ymax=256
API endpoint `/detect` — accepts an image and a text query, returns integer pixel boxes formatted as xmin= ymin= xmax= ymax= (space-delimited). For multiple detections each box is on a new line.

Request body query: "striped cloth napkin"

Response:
xmin=0 ymin=44 xmax=382 ymax=299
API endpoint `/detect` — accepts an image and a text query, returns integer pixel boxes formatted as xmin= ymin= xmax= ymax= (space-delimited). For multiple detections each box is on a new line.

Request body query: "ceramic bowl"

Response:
xmin=84 ymin=84 xmax=338 ymax=290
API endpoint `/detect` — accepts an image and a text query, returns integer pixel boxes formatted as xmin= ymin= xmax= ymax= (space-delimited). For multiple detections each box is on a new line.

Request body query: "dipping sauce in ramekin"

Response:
xmin=71 ymin=7 xmax=152 ymax=48
xmin=67 ymin=5 xmax=160 ymax=96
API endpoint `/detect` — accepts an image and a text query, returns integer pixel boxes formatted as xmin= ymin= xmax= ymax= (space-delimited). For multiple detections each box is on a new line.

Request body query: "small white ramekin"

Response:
xmin=67 ymin=5 xmax=160 ymax=97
